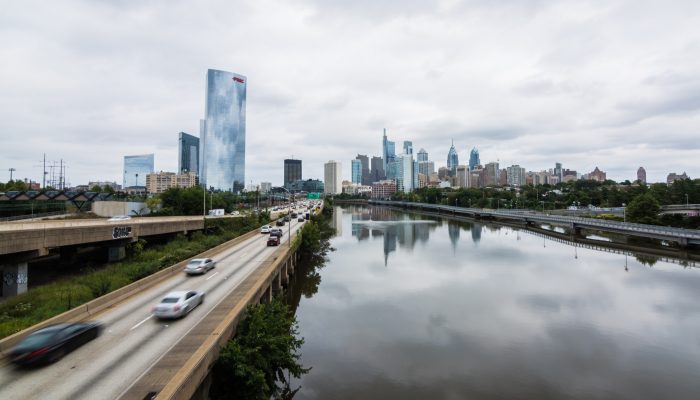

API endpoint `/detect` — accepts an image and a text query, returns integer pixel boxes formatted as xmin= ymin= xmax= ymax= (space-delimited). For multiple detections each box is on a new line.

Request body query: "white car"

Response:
xmin=108 ymin=215 xmax=131 ymax=221
xmin=183 ymin=258 xmax=216 ymax=275
xmin=152 ymin=291 xmax=205 ymax=319
xmin=260 ymin=225 xmax=271 ymax=234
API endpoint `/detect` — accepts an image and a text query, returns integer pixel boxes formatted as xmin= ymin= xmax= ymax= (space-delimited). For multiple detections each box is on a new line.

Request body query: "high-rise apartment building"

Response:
xmin=370 ymin=156 xmax=385 ymax=183
xmin=447 ymin=141 xmax=459 ymax=176
xmin=418 ymin=160 xmax=435 ymax=177
xmin=284 ymin=159 xmax=302 ymax=188
xmin=146 ymin=171 xmax=198 ymax=194
xmin=382 ymin=129 xmax=395 ymax=172
xmin=456 ymin=165 xmax=469 ymax=188
xmin=178 ymin=132 xmax=199 ymax=175
xmin=324 ymin=160 xmax=342 ymax=195
xmin=417 ymin=148 xmax=428 ymax=162
xmin=123 ymin=154 xmax=154 ymax=188
xmin=507 ymin=165 xmax=526 ymax=187
xmin=667 ymin=172 xmax=689 ymax=185
xmin=393 ymin=154 xmax=414 ymax=193
xmin=200 ymin=69 xmax=246 ymax=192
xmin=483 ymin=162 xmax=499 ymax=186
xmin=468 ymin=147 xmax=480 ymax=170
xmin=637 ymin=167 xmax=647 ymax=184
xmin=351 ymin=159 xmax=362 ymax=184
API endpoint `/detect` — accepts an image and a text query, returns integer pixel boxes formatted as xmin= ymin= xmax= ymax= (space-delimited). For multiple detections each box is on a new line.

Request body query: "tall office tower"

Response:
xmin=200 ymin=69 xmax=246 ymax=191
xmin=469 ymin=147 xmax=480 ymax=170
xmin=394 ymin=154 xmax=414 ymax=193
xmin=356 ymin=154 xmax=370 ymax=185
xmin=178 ymin=132 xmax=200 ymax=175
xmin=370 ymin=156 xmax=385 ymax=182
xmin=417 ymin=148 xmax=428 ymax=162
xmin=403 ymin=141 xmax=413 ymax=155
xmin=123 ymin=154 xmax=154 ymax=188
xmin=507 ymin=165 xmax=526 ymax=187
xmin=554 ymin=162 xmax=563 ymax=182
xmin=284 ymin=159 xmax=302 ymax=188
xmin=418 ymin=160 xmax=435 ymax=177
xmin=637 ymin=167 xmax=647 ymax=184
xmin=447 ymin=140 xmax=459 ymax=176
xmin=351 ymin=159 xmax=362 ymax=184
xmin=456 ymin=165 xmax=469 ymax=188
xmin=382 ymin=129 xmax=395 ymax=172
xmin=324 ymin=160 xmax=342 ymax=195
xmin=483 ymin=162 xmax=499 ymax=186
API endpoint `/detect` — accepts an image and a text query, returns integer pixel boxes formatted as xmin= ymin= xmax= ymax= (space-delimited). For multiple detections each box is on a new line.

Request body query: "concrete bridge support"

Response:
xmin=107 ymin=245 xmax=126 ymax=262
xmin=1 ymin=262 xmax=28 ymax=298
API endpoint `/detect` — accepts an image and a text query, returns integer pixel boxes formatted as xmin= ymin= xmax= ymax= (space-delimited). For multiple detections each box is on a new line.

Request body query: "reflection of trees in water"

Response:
xmin=635 ymin=254 xmax=659 ymax=267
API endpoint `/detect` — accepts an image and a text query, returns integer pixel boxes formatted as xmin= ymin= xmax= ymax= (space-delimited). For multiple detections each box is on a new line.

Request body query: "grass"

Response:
xmin=0 ymin=215 xmax=267 ymax=339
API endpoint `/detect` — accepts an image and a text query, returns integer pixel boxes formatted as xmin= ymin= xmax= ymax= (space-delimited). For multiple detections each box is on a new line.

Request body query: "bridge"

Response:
xmin=660 ymin=204 xmax=700 ymax=215
xmin=0 ymin=215 xmax=307 ymax=399
xmin=369 ymin=200 xmax=700 ymax=247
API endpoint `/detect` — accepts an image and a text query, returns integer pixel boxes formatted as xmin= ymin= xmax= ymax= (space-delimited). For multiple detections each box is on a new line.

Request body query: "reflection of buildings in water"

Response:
xmin=414 ymin=222 xmax=430 ymax=244
xmin=331 ymin=206 xmax=343 ymax=236
xmin=351 ymin=212 xmax=370 ymax=241
xmin=383 ymin=225 xmax=398 ymax=266
xmin=471 ymin=222 xmax=482 ymax=243
xmin=448 ymin=222 xmax=460 ymax=251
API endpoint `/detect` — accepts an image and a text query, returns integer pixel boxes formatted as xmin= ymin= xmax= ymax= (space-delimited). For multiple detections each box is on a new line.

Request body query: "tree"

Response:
xmin=626 ymin=193 xmax=661 ymax=225
xmin=145 ymin=196 xmax=161 ymax=213
xmin=90 ymin=185 xmax=102 ymax=192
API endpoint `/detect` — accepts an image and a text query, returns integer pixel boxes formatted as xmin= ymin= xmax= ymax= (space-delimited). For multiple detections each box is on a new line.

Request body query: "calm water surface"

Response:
xmin=292 ymin=206 xmax=700 ymax=400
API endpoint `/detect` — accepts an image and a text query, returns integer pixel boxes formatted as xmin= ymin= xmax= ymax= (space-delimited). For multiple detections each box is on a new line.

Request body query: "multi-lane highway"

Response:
xmin=0 ymin=218 xmax=305 ymax=400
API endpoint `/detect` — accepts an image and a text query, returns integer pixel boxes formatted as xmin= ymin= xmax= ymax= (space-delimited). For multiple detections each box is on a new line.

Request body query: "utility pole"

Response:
xmin=8 ymin=167 xmax=15 ymax=181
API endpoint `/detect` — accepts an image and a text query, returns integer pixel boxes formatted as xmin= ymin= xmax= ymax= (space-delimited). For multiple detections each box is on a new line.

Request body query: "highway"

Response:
xmin=0 ymin=217 xmax=304 ymax=400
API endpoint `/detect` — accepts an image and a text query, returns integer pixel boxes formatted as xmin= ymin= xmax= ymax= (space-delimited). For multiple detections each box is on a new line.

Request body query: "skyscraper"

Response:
xmin=637 ymin=167 xmax=647 ymax=184
xmin=394 ymin=154 xmax=414 ymax=193
xmin=447 ymin=140 xmax=459 ymax=176
xmin=370 ymin=156 xmax=385 ymax=183
xmin=468 ymin=147 xmax=480 ymax=170
xmin=178 ymin=132 xmax=199 ymax=175
xmin=417 ymin=148 xmax=428 ymax=162
xmin=284 ymin=159 xmax=302 ymax=189
xmin=324 ymin=160 xmax=342 ymax=195
xmin=507 ymin=165 xmax=526 ymax=187
xmin=554 ymin=162 xmax=563 ymax=182
xmin=382 ymin=129 xmax=395 ymax=172
xmin=123 ymin=154 xmax=154 ymax=188
xmin=200 ymin=69 xmax=246 ymax=191
xmin=483 ymin=162 xmax=499 ymax=186
xmin=403 ymin=141 xmax=413 ymax=155
xmin=351 ymin=159 xmax=362 ymax=184
xmin=356 ymin=154 xmax=370 ymax=185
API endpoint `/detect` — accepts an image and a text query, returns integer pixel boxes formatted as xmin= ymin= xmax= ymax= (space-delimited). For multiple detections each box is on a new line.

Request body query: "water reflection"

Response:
xmin=293 ymin=206 xmax=700 ymax=400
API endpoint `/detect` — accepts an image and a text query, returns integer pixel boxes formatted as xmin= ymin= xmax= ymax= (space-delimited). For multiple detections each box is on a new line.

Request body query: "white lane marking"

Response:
xmin=130 ymin=315 xmax=154 ymax=331
xmin=205 ymin=271 xmax=219 ymax=281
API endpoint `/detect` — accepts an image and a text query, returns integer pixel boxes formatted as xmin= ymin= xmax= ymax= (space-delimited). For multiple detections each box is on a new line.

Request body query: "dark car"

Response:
xmin=9 ymin=322 xmax=102 ymax=367
xmin=270 ymin=228 xmax=283 ymax=237
xmin=291 ymin=212 xmax=297 ymax=218
xmin=267 ymin=235 xmax=280 ymax=246
xmin=283 ymin=215 xmax=291 ymax=222
xmin=276 ymin=220 xmax=285 ymax=226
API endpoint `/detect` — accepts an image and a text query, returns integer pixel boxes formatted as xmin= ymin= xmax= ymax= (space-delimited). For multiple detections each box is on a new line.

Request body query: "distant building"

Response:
xmin=178 ymin=132 xmax=199 ymax=175
xmin=88 ymin=181 xmax=121 ymax=191
xmin=637 ymin=167 xmax=647 ymax=184
xmin=356 ymin=154 xmax=371 ymax=185
xmin=403 ymin=141 xmax=413 ymax=155
xmin=146 ymin=172 xmax=198 ymax=194
xmin=455 ymin=165 xmax=469 ymax=188
xmin=394 ymin=154 xmax=414 ymax=193
xmin=483 ymin=162 xmax=499 ymax=186
xmin=667 ymin=172 xmax=689 ymax=185
xmin=260 ymin=182 xmax=272 ymax=193
xmin=468 ymin=147 xmax=480 ymax=170
xmin=324 ymin=160 xmax=342 ymax=195
xmin=123 ymin=154 xmax=154 ymax=188
xmin=371 ymin=180 xmax=397 ymax=199
xmin=284 ymin=159 xmax=302 ymax=188
xmin=418 ymin=160 xmax=435 ymax=177
xmin=417 ymin=148 xmax=428 ymax=162
xmin=554 ymin=162 xmax=563 ymax=182
xmin=370 ymin=156 xmax=385 ymax=183
xmin=507 ymin=165 xmax=526 ymax=187
xmin=438 ymin=166 xmax=449 ymax=181
xmin=469 ymin=166 xmax=483 ymax=188
xmin=499 ymin=169 xmax=508 ymax=186
xmin=288 ymin=179 xmax=324 ymax=193
xmin=447 ymin=140 xmax=459 ymax=176
xmin=382 ymin=129 xmax=395 ymax=172
xmin=587 ymin=167 xmax=607 ymax=182
xmin=200 ymin=69 xmax=246 ymax=192
xmin=351 ymin=159 xmax=362 ymax=184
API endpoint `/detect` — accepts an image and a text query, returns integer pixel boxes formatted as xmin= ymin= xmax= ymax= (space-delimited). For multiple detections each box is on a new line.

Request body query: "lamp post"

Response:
xmin=8 ymin=168 xmax=15 ymax=181
xmin=622 ymin=203 xmax=626 ymax=223
xmin=202 ymin=185 xmax=206 ymax=217
xmin=686 ymin=193 xmax=689 ymax=206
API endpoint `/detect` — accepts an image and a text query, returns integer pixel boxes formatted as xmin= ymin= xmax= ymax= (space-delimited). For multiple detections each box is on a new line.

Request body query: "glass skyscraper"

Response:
xmin=123 ymin=154 xmax=154 ymax=188
xmin=284 ymin=159 xmax=302 ymax=189
xmin=351 ymin=159 xmax=362 ymax=184
xmin=382 ymin=128 xmax=395 ymax=172
xmin=469 ymin=147 xmax=480 ymax=170
xmin=447 ymin=140 xmax=459 ymax=176
xmin=200 ymin=69 xmax=246 ymax=191
xmin=178 ymin=132 xmax=199 ymax=175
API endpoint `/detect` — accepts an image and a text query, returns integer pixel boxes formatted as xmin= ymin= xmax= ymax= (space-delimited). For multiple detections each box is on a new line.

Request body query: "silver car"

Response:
xmin=152 ymin=291 xmax=205 ymax=319
xmin=184 ymin=258 xmax=216 ymax=275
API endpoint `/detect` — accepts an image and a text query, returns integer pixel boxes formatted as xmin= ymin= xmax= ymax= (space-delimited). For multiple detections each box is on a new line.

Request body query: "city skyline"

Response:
xmin=2 ymin=1 xmax=700 ymax=186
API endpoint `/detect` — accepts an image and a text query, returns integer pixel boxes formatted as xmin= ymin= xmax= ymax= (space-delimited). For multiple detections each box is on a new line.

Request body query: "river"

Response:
xmin=289 ymin=205 xmax=700 ymax=400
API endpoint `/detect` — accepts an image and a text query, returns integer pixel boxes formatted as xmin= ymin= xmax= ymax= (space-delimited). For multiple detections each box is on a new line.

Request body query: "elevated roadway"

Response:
xmin=0 ymin=217 xmax=305 ymax=399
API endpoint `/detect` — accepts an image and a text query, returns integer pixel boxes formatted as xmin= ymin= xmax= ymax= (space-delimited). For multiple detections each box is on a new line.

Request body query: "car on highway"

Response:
xmin=9 ymin=322 xmax=102 ymax=367
xmin=298 ymin=216 xmax=305 ymax=222
xmin=270 ymin=228 xmax=283 ymax=237
xmin=283 ymin=215 xmax=291 ymax=222
xmin=108 ymin=215 xmax=131 ymax=221
xmin=260 ymin=225 xmax=271 ymax=234
xmin=152 ymin=291 xmax=205 ymax=319
xmin=276 ymin=219 xmax=285 ymax=226
xmin=183 ymin=258 xmax=216 ymax=275
xmin=267 ymin=235 xmax=280 ymax=246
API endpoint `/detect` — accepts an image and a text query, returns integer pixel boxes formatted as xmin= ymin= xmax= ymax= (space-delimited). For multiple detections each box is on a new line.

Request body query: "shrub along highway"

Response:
xmin=0 ymin=218 xmax=305 ymax=400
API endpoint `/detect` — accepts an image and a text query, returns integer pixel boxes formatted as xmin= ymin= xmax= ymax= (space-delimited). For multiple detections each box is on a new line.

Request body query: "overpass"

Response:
xmin=0 ymin=215 xmax=308 ymax=399
xmin=660 ymin=204 xmax=700 ymax=215
xmin=369 ymin=200 xmax=700 ymax=247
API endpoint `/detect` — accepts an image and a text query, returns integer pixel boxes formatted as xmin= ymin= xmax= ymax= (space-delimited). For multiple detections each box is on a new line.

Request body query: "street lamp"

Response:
xmin=8 ymin=168 xmax=15 ymax=181
xmin=686 ymin=193 xmax=689 ymax=206
xmin=622 ymin=203 xmax=626 ymax=223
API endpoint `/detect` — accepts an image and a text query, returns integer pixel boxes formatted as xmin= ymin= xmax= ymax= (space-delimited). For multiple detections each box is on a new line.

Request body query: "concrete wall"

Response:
xmin=92 ymin=201 xmax=150 ymax=217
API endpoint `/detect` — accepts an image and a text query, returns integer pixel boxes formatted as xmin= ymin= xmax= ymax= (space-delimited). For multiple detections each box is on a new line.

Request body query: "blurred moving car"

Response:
xmin=270 ymin=228 xmax=283 ymax=237
xmin=108 ymin=215 xmax=131 ymax=222
xmin=283 ymin=215 xmax=291 ymax=222
xmin=152 ymin=291 xmax=205 ymax=319
xmin=267 ymin=235 xmax=280 ymax=246
xmin=184 ymin=258 xmax=216 ymax=275
xmin=260 ymin=225 xmax=271 ymax=234
xmin=9 ymin=322 xmax=102 ymax=367
xmin=276 ymin=220 xmax=285 ymax=226
xmin=298 ymin=216 xmax=305 ymax=222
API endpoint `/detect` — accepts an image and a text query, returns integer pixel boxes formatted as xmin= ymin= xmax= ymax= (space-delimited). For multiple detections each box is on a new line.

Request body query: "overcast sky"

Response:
xmin=2 ymin=0 xmax=699 ymax=187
